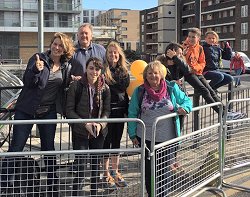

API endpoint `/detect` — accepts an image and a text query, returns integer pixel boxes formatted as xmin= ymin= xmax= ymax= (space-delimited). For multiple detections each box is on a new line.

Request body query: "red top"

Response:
xmin=230 ymin=55 xmax=245 ymax=73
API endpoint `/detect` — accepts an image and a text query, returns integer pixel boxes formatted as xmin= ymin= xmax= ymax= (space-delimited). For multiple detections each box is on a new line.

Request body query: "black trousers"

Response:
xmin=184 ymin=74 xmax=222 ymax=113
xmin=72 ymin=132 xmax=104 ymax=196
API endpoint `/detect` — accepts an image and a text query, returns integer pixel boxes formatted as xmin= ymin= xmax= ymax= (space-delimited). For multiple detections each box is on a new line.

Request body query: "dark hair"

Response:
xmin=164 ymin=42 xmax=184 ymax=60
xmin=86 ymin=57 xmax=103 ymax=69
xmin=165 ymin=42 xmax=183 ymax=54
xmin=188 ymin=27 xmax=201 ymax=37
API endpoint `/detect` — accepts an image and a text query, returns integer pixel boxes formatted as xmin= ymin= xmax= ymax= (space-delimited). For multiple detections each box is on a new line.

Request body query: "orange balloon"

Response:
xmin=130 ymin=60 xmax=147 ymax=81
xmin=162 ymin=64 xmax=167 ymax=78
xmin=127 ymin=79 xmax=143 ymax=97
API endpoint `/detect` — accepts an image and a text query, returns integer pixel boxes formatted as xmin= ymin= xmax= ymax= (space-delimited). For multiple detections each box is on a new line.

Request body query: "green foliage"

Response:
xmin=124 ymin=49 xmax=141 ymax=63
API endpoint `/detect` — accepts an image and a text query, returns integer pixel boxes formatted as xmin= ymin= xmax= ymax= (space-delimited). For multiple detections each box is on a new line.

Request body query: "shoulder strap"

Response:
xmin=137 ymin=85 xmax=145 ymax=113
xmin=75 ymin=81 xmax=83 ymax=106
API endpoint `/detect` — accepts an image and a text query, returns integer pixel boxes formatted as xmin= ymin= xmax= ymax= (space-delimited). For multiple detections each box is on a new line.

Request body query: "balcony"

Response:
xmin=0 ymin=19 xmax=20 ymax=27
xmin=201 ymin=16 xmax=235 ymax=27
xmin=202 ymin=1 xmax=235 ymax=13
xmin=182 ymin=9 xmax=195 ymax=17
xmin=0 ymin=2 xmax=20 ymax=9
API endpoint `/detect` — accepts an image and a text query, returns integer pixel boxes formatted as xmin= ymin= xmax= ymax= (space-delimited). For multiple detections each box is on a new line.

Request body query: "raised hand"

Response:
xmin=35 ymin=54 xmax=44 ymax=71
xmin=166 ymin=49 xmax=176 ymax=59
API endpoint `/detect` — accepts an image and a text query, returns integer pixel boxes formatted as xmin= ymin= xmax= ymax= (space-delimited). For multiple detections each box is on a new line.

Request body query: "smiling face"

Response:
xmin=146 ymin=66 xmax=162 ymax=88
xmin=205 ymin=33 xmax=217 ymax=45
xmin=187 ymin=32 xmax=200 ymax=46
xmin=107 ymin=46 xmax=120 ymax=66
xmin=50 ymin=38 xmax=65 ymax=58
xmin=86 ymin=60 xmax=101 ymax=85
xmin=77 ymin=25 xmax=93 ymax=48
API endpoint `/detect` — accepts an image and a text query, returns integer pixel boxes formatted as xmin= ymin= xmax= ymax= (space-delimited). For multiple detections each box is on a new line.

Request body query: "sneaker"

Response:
xmin=112 ymin=172 xmax=128 ymax=187
xmin=104 ymin=175 xmax=117 ymax=189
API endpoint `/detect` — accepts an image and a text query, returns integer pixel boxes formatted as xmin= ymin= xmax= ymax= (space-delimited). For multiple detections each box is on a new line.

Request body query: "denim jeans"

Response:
xmin=234 ymin=68 xmax=242 ymax=86
xmin=203 ymin=70 xmax=233 ymax=90
xmin=184 ymin=74 xmax=222 ymax=113
xmin=1 ymin=108 xmax=58 ymax=190
xmin=72 ymin=132 xmax=105 ymax=196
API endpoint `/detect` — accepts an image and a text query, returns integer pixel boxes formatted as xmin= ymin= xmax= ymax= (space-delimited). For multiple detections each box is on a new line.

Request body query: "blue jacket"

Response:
xmin=15 ymin=51 xmax=71 ymax=115
xmin=203 ymin=42 xmax=232 ymax=72
xmin=127 ymin=81 xmax=192 ymax=140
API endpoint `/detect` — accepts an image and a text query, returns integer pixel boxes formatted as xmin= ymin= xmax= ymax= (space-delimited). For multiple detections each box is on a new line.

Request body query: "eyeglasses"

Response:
xmin=88 ymin=66 xmax=101 ymax=71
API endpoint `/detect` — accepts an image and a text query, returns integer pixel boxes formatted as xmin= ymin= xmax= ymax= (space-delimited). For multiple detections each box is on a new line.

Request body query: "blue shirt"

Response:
xmin=70 ymin=42 xmax=106 ymax=75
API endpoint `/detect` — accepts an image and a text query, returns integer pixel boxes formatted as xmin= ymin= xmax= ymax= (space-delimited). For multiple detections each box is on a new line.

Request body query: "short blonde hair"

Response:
xmin=143 ymin=60 xmax=165 ymax=81
xmin=205 ymin=30 xmax=219 ymax=43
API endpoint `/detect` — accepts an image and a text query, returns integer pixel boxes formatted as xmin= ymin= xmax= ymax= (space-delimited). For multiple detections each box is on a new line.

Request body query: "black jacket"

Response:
xmin=15 ymin=51 xmax=71 ymax=115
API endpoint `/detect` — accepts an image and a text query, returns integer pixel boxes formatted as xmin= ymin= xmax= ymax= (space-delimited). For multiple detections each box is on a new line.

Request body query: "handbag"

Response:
xmin=35 ymin=105 xmax=51 ymax=118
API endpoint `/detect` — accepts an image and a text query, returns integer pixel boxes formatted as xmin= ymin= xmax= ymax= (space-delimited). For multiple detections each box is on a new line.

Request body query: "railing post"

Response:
xmin=193 ymin=89 xmax=200 ymax=131
xmin=228 ymin=81 xmax=233 ymax=111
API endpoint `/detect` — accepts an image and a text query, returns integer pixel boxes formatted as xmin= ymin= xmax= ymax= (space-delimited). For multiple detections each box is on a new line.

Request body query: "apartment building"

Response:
xmin=82 ymin=9 xmax=106 ymax=26
xmin=97 ymin=9 xmax=140 ymax=51
xmin=0 ymin=0 xmax=82 ymax=63
xmin=179 ymin=0 xmax=250 ymax=56
xmin=140 ymin=0 xmax=178 ymax=62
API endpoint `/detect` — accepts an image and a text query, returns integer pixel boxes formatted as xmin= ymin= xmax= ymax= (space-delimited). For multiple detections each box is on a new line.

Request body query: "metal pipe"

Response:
xmin=38 ymin=0 xmax=44 ymax=53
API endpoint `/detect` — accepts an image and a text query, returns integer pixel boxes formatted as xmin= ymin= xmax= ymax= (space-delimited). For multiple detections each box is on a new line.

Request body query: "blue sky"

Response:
xmin=83 ymin=0 xmax=158 ymax=10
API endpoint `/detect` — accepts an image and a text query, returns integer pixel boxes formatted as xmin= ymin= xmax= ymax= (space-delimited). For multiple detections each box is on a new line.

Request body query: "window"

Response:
xmin=241 ymin=5 xmax=248 ymax=17
xmin=208 ymin=0 xmax=212 ymax=6
xmin=141 ymin=24 xmax=144 ymax=32
xmin=141 ymin=14 xmax=144 ymax=22
xmin=241 ymin=22 xmax=248 ymax=34
xmin=126 ymin=42 xmax=131 ymax=50
xmin=218 ymin=12 xmax=221 ymax=18
xmin=122 ymin=35 xmax=127 ymax=38
xmin=222 ymin=26 xmax=227 ymax=33
xmin=223 ymin=11 xmax=227 ymax=17
xmin=121 ymin=27 xmax=127 ymax=31
xmin=229 ymin=25 xmax=234 ymax=32
xmin=207 ymin=14 xmax=212 ymax=20
xmin=121 ymin=12 xmax=127 ymax=16
xmin=136 ymin=42 xmax=140 ymax=51
xmin=229 ymin=10 xmax=234 ymax=17
xmin=121 ymin=20 xmax=127 ymax=23
xmin=241 ymin=39 xmax=248 ymax=51
xmin=83 ymin=10 xmax=89 ymax=16
xmin=215 ymin=26 xmax=221 ymax=33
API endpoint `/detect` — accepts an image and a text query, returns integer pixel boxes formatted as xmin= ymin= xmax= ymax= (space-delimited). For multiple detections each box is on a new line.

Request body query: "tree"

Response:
xmin=124 ymin=49 xmax=141 ymax=63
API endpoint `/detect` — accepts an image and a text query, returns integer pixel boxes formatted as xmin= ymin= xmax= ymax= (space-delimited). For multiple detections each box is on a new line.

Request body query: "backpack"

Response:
xmin=11 ymin=157 xmax=41 ymax=196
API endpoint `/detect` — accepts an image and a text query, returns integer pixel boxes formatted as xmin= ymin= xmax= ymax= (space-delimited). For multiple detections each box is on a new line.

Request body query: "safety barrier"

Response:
xmin=222 ymin=98 xmax=250 ymax=192
xmin=150 ymin=102 xmax=226 ymax=197
xmin=0 ymin=118 xmax=146 ymax=197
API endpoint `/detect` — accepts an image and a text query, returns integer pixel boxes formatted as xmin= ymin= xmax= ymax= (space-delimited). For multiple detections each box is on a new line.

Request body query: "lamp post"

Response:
xmin=195 ymin=0 xmax=201 ymax=29
xmin=38 ymin=0 xmax=44 ymax=53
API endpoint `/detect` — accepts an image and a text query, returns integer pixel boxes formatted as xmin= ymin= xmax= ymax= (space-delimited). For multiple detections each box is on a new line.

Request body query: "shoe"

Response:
xmin=111 ymin=172 xmax=128 ymax=187
xmin=235 ymin=84 xmax=238 ymax=88
xmin=103 ymin=175 xmax=117 ymax=189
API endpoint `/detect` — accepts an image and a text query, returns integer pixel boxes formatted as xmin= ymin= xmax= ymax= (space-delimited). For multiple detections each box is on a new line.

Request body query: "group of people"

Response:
xmin=1 ymin=24 xmax=130 ymax=196
xmin=1 ymin=23 xmax=245 ymax=197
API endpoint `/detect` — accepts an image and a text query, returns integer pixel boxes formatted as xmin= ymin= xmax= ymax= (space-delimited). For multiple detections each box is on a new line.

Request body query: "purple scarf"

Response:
xmin=144 ymin=79 xmax=167 ymax=102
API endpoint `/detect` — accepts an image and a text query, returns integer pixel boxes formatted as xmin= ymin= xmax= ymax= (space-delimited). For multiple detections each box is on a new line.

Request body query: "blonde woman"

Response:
xmin=103 ymin=41 xmax=130 ymax=188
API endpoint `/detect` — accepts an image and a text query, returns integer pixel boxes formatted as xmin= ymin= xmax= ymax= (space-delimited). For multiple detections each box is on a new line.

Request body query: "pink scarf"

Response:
xmin=144 ymin=79 xmax=167 ymax=102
